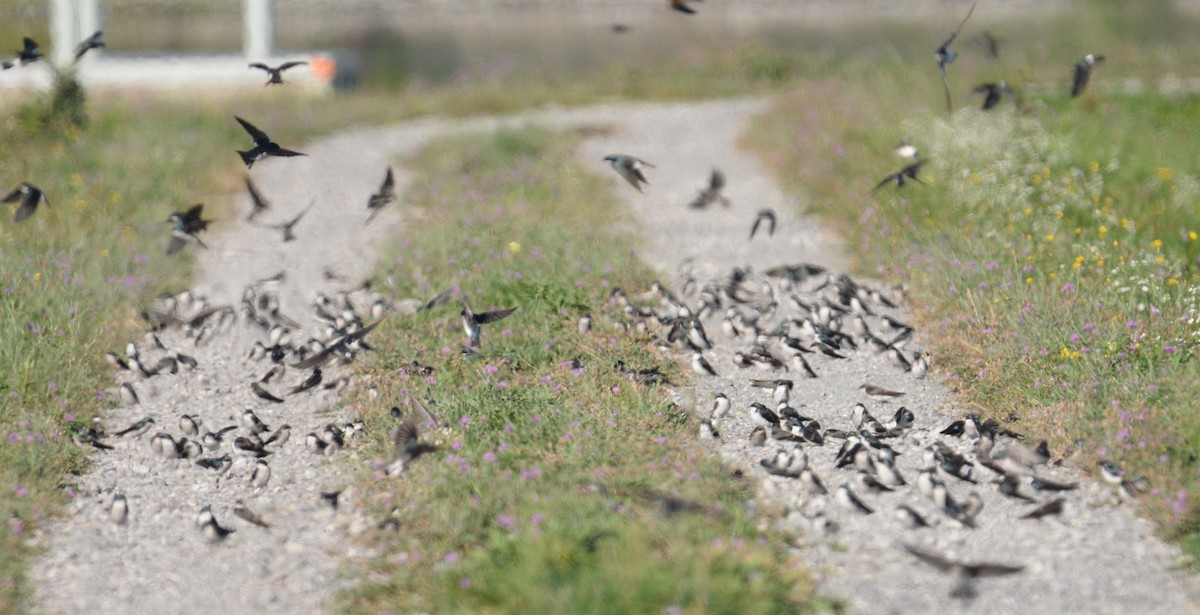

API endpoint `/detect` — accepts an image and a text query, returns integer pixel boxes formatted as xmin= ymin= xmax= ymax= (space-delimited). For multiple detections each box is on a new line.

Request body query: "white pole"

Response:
xmin=49 ymin=0 xmax=77 ymax=67
xmin=244 ymin=0 xmax=273 ymax=61
xmin=79 ymin=0 xmax=102 ymax=59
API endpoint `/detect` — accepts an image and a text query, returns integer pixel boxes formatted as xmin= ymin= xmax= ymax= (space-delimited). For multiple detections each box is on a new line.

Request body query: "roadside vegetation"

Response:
xmin=746 ymin=0 xmax=1200 ymax=564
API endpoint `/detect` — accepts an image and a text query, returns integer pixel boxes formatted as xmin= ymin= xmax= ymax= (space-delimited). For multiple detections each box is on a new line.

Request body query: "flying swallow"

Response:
xmin=901 ymin=543 xmax=1023 ymax=600
xmin=288 ymin=368 xmax=322 ymax=394
xmin=2 ymin=183 xmax=49 ymax=222
xmin=874 ymin=159 xmax=928 ymax=190
xmin=974 ymin=81 xmax=1013 ymax=110
xmin=384 ymin=396 xmax=441 ymax=476
xmin=934 ymin=0 xmax=978 ymax=112
xmin=291 ymin=319 xmax=383 ymax=369
xmin=233 ymin=500 xmax=271 ymax=528
xmin=1021 ymin=498 xmax=1065 ymax=520
xmin=73 ymin=30 xmax=105 ymax=61
xmin=251 ymin=381 xmax=285 ymax=403
xmin=235 ymin=116 xmax=306 ymax=168
xmin=320 ymin=490 xmax=341 ymax=511
xmin=257 ymin=200 xmax=313 ymax=242
xmin=603 ymin=154 xmax=655 ymax=193
xmin=2 ymin=37 xmax=41 ymax=69
xmin=248 ymin=60 xmax=308 ymax=85
xmin=365 ymin=167 xmax=396 ymax=225
xmin=460 ymin=297 xmax=517 ymax=347
xmin=166 ymin=204 xmax=212 ymax=254
xmin=688 ymin=168 xmax=730 ymax=209
xmin=670 ymin=0 xmax=696 ymax=14
xmin=1071 ymin=53 xmax=1105 ymax=97
xmin=244 ymin=176 xmax=271 ymax=221
xmin=749 ymin=208 xmax=776 ymax=239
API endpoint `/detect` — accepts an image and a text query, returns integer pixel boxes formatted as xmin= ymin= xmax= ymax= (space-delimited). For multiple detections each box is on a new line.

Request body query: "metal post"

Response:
xmin=49 ymin=0 xmax=77 ymax=67
xmin=79 ymin=0 xmax=102 ymax=59
xmin=244 ymin=0 xmax=273 ymax=60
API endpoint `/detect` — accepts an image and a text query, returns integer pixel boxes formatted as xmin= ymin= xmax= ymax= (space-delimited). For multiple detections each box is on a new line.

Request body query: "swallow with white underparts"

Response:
xmin=195 ymin=453 xmax=233 ymax=474
xmin=974 ymin=81 xmax=1013 ymax=110
xmin=1097 ymin=460 xmax=1124 ymax=484
xmin=177 ymin=414 xmax=201 ymax=436
xmin=709 ymin=392 xmax=732 ymax=419
xmin=934 ymin=0 xmax=978 ymax=113
xmin=365 ymin=167 xmax=396 ymax=225
xmin=384 ymin=397 xmax=441 ymax=476
xmin=2 ymin=37 xmax=41 ymax=69
xmin=201 ymin=426 xmax=238 ymax=451
xmin=262 ymin=424 xmax=291 ymax=448
xmin=698 ymin=418 xmax=720 ymax=441
xmin=2 ymin=183 xmax=49 ymax=222
xmin=761 ymin=446 xmax=808 ymax=478
xmin=233 ymin=436 xmax=269 ymax=458
xmin=241 ymin=409 xmax=270 ymax=434
xmin=902 ymin=543 xmax=1023 ymax=600
xmin=166 ymin=204 xmax=212 ymax=254
xmin=1030 ymin=476 xmax=1078 ymax=492
xmin=119 ymin=383 xmax=139 ymax=407
xmin=233 ymin=500 xmax=270 ymax=528
xmin=257 ymin=200 xmax=313 ymax=242
xmin=251 ymin=381 xmax=285 ymax=403
xmin=836 ymin=483 xmax=874 ymax=515
xmin=749 ymin=208 xmax=776 ymax=239
xmin=687 ymin=351 xmax=717 ymax=377
xmin=150 ymin=432 xmax=181 ymax=458
xmin=249 ymin=60 xmax=308 ymax=85
xmin=292 ymin=319 xmax=384 ymax=368
xmin=110 ymin=494 xmax=129 ymax=525
xmin=874 ymin=159 xmax=928 ymax=190
xmin=1071 ymin=54 xmax=1104 ymax=97
xmin=250 ymin=459 xmax=271 ymax=488
xmin=894 ymin=138 xmax=919 ymax=160
xmin=688 ymin=168 xmax=730 ymax=209
xmin=73 ymin=30 xmax=105 ymax=61
xmin=603 ymin=154 xmax=655 ymax=193
xmin=798 ymin=468 xmax=827 ymax=496
xmin=751 ymin=379 xmax=793 ymax=405
xmin=320 ymin=490 xmax=341 ymax=511
xmin=998 ymin=474 xmax=1038 ymax=503
xmin=860 ymin=383 xmax=905 ymax=402
xmin=895 ymin=504 xmax=930 ymax=528
xmin=112 ymin=417 xmax=154 ymax=438
xmin=198 ymin=507 xmax=235 ymax=543
xmin=235 ymin=116 xmax=306 ymax=168
xmin=460 ymin=297 xmax=517 ymax=348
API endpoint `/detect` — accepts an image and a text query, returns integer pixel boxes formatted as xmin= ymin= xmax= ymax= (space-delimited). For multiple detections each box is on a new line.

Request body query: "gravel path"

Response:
xmin=31 ymin=98 xmax=1200 ymax=614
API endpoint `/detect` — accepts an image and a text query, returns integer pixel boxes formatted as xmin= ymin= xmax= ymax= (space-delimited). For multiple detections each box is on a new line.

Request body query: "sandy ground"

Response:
xmin=31 ymin=99 xmax=1200 ymax=614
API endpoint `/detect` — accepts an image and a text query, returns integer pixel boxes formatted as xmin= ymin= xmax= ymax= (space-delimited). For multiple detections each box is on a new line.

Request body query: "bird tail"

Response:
xmin=237 ymin=150 xmax=256 ymax=168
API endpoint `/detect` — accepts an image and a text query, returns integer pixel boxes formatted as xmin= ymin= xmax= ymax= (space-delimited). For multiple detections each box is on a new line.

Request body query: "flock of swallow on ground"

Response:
xmin=5 ymin=3 xmax=1124 ymax=593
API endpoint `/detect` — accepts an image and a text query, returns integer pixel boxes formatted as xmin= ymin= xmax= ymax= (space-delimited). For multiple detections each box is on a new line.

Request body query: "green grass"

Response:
xmin=745 ymin=0 xmax=1200 ymax=566
xmin=337 ymin=127 xmax=818 ymax=613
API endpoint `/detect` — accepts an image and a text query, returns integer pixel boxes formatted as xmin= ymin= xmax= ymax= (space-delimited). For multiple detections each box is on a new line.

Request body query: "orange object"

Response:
xmin=310 ymin=56 xmax=336 ymax=81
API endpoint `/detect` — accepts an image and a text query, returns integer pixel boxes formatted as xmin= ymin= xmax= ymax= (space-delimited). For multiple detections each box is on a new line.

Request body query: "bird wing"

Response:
xmin=873 ymin=172 xmax=899 ymax=191
xmin=184 ymin=203 xmax=205 ymax=223
xmin=965 ymin=562 xmax=1025 ymax=578
xmin=380 ymin=166 xmax=395 ymax=196
xmin=420 ymin=288 xmax=453 ymax=311
xmin=940 ymin=67 xmax=953 ymax=113
xmin=670 ymin=0 xmax=696 ymax=14
xmin=710 ymin=169 xmax=725 ymax=190
xmin=245 ymin=177 xmax=269 ymax=217
xmin=1071 ymin=61 xmax=1090 ymax=97
xmin=248 ymin=63 xmax=271 ymax=72
xmin=474 ymin=306 xmax=517 ymax=324
xmin=22 ymin=38 xmax=38 ymax=53
xmin=902 ymin=544 xmax=959 ymax=573
xmin=271 ymin=148 xmax=307 ymax=157
xmin=749 ymin=215 xmax=764 ymax=239
xmin=408 ymin=394 xmax=439 ymax=429
xmin=0 ymin=185 xmax=21 ymax=203
xmin=278 ymin=61 xmax=308 ymax=71
xmin=946 ymin=0 xmax=977 ymax=44
xmin=12 ymin=187 xmax=41 ymax=222
xmin=235 ymin=116 xmax=271 ymax=146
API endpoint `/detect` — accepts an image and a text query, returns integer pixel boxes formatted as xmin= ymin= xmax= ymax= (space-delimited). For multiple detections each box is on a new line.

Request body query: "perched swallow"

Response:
xmin=691 ymin=351 xmax=718 ymax=377
xmin=250 ymin=459 xmax=272 ymax=488
xmin=233 ymin=500 xmax=271 ymax=528
xmin=242 ymin=409 xmax=270 ymax=434
xmin=902 ymin=543 xmax=1023 ymax=600
xmin=262 ymin=424 xmax=291 ymax=448
xmin=836 ymin=484 xmax=874 ymax=515
xmin=72 ymin=427 xmax=113 ymax=451
xmin=1072 ymin=54 xmax=1104 ymax=97
xmin=233 ymin=436 xmax=269 ymax=458
xmin=119 ymin=383 xmax=140 ymax=407
xmin=201 ymin=426 xmax=237 ymax=451
xmin=874 ymin=159 xmax=927 ymax=190
xmin=110 ymin=494 xmax=129 ymax=525
xmin=799 ymin=469 xmax=828 ymax=495
xmin=166 ymin=204 xmax=212 ymax=254
xmin=688 ymin=169 xmax=730 ymax=209
xmin=1097 ymin=460 xmax=1124 ymax=484
xmin=251 ymin=381 xmax=285 ymax=403
xmin=112 ymin=417 xmax=155 ymax=438
xmin=974 ymin=81 xmax=1013 ymax=110
xmin=749 ymin=209 xmax=776 ymax=239
xmin=150 ymin=432 xmax=181 ymax=458
xmin=235 ymin=116 xmax=306 ymax=168
xmin=2 ymin=183 xmax=49 ymax=222
xmin=998 ymin=474 xmax=1038 ymax=503
xmin=934 ymin=0 xmax=978 ymax=112
xmin=709 ymin=392 xmax=732 ymax=419
xmin=365 ymin=167 xmax=396 ymax=225
xmin=460 ymin=297 xmax=517 ymax=347
xmin=258 ymin=201 xmax=313 ymax=242
xmin=2 ymin=37 xmax=41 ymax=69
xmin=860 ymin=383 xmax=905 ymax=401
xmin=603 ymin=154 xmax=655 ymax=193
xmin=1030 ymin=477 xmax=1078 ymax=492
xmin=291 ymin=319 xmax=383 ymax=369
xmin=196 ymin=453 xmax=233 ymax=472
xmin=244 ymin=177 xmax=271 ymax=221
xmin=249 ymin=61 xmax=308 ymax=85
xmin=895 ymin=504 xmax=930 ymax=528
xmin=1021 ymin=498 xmax=1065 ymax=520
xmin=73 ymin=30 xmax=105 ymax=61
xmin=670 ymin=0 xmax=696 ymax=14
xmin=200 ymin=515 xmax=235 ymax=543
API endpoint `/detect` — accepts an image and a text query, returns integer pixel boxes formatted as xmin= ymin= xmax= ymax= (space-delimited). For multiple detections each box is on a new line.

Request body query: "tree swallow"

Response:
xmin=250 ymin=459 xmax=271 ymax=489
xmin=166 ymin=203 xmax=212 ymax=254
xmin=859 ymin=383 xmax=905 ymax=402
xmin=251 ymin=381 xmax=285 ymax=403
xmin=901 ymin=543 xmax=1023 ymax=600
xmin=110 ymin=494 xmax=129 ymax=525
xmin=262 ymin=423 xmax=291 ymax=448
xmin=1030 ymin=477 xmax=1078 ymax=492
xmin=974 ymin=81 xmax=1013 ymax=110
xmin=835 ymin=483 xmax=874 ymax=515
xmin=1 ymin=37 xmax=41 ymax=69
xmin=895 ymin=504 xmax=930 ymax=528
xmin=384 ymin=398 xmax=440 ymax=476
xmin=749 ymin=208 xmax=776 ymax=239
xmin=874 ymin=159 xmax=927 ymax=191
xmin=1098 ymin=460 xmax=1124 ymax=484
xmin=1071 ymin=54 xmax=1105 ymax=97
xmin=709 ymin=392 xmax=732 ymax=419
xmin=243 ymin=176 xmax=271 ymax=221
xmin=2 ymin=182 xmax=49 ymax=222
xmin=73 ymin=30 xmax=104 ymax=62
xmin=248 ymin=61 xmax=308 ymax=85
xmin=365 ymin=167 xmax=396 ymax=225
xmin=603 ymin=154 xmax=655 ymax=193
xmin=242 ymin=409 xmax=270 ymax=434
xmin=688 ymin=169 xmax=730 ymax=209
xmin=460 ymin=297 xmax=517 ymax=347
xmin=112 ymin=417 xmax=155 ymax=438
xmin=291 ymin=319 xmax=383 ymax=368
xmin=233 ymin=500 xmax=270 ymax=528
xmin=257 ymin=200 xmax=313 ymax=242
xmin=235 ymin=116 xmax=306 ymax=168
xmin=670 ymin=0 xmax=696 ymax=14
xmin=934 ymin=0 xmax=978 ymax=112
xmin=199 ymin=509 xmax=235 ymax=543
